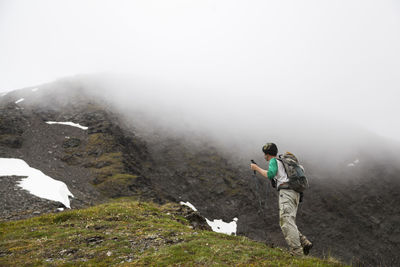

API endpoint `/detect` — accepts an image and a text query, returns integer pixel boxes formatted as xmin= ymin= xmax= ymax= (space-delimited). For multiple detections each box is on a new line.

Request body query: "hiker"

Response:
xmin=250 ymin=143 xmax=313 ymax=256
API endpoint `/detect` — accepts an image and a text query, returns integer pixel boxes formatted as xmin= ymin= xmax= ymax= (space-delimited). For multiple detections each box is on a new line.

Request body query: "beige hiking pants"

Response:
xmin=279 ymin=189 xmax=307 ymax=256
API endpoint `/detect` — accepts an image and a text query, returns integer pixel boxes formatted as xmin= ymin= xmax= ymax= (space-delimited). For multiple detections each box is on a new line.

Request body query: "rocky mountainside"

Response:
xmin=1 ymin=80 xmax=399 ymax=266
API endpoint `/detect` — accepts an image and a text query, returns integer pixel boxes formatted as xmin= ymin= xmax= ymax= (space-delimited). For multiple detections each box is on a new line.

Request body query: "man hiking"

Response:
xmin=250 ymin=143 xmax=313 ymax=256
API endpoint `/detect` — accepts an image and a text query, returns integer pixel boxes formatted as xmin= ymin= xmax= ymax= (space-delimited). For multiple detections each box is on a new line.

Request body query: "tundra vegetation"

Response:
xmin=0 ymin=198 xmax=345 ymax=266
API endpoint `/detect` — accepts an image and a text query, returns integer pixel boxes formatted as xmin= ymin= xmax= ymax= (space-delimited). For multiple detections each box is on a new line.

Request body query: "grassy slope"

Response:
xmin=0 ymin=199 xmax=345 ymax=267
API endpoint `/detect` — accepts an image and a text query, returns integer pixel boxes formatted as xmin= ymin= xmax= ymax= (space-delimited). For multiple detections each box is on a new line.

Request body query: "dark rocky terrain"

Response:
xmin=1 ymin=80 xmax=399 ymax=266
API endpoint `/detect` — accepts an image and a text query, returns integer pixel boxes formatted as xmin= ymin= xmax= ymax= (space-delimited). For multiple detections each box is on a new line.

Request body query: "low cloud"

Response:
xmin=1 ymin=0 xmax=400 ymax=168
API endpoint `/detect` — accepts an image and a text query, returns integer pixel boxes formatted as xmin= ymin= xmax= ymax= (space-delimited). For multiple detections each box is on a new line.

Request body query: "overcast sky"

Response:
xmin=1 ymin=0 xmax=400 ymax=141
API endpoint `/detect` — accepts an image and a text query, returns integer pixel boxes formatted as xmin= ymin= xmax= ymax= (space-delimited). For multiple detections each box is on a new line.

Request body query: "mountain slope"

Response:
xmin=0 ymin=198 xmax=345 ymax=267
xmin=1 ymin=79 xmax=400 ymax=266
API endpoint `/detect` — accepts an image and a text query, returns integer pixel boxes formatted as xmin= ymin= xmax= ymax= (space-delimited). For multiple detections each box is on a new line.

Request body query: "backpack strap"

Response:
xmin=276 ymin=157 xmax=288 ymax=175
xmin=276 ymin=158 xmax=290 ymax=191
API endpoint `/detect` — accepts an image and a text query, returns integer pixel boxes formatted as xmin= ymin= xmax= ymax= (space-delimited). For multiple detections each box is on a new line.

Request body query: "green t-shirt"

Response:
xmin=267 ymin=157 xmax=278 ymax=180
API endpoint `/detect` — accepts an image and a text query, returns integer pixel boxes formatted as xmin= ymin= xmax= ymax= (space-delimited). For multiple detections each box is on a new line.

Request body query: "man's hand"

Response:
xmin=250 ymin=163 xmax=258 ymax=171
xmin=250 ymin=163 xmax=268 ymax=179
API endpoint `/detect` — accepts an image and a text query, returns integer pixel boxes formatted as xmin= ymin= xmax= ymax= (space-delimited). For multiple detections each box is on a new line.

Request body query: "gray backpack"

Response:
xmin=277 ymin=152 xmax=309 ymax=193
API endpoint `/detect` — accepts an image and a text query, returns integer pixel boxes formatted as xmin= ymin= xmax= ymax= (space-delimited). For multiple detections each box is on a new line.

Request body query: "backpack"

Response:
xmin=277 ymin=152 xmax=309 ymax=193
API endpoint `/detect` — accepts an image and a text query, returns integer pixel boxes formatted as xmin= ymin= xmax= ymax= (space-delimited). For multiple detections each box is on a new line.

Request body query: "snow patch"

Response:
xmin=179 ymin=201 xmax=198 ymax=211
xmin=15 ymin=98 xmax=24 ymax=104
xmin=179 ymin=201 xmax=238 ymax=235
xmin=46 ymin=121 xmax=88 ymax=130
xmin=1 ymin=92 xmax=7 ymax=97
xmin=31 ymin=87 xmax=39 ymax=92
xmin=0 ymin=158 xmax=74 ymax=208
xmin=206 ymin=218 xmax=238 ymax=236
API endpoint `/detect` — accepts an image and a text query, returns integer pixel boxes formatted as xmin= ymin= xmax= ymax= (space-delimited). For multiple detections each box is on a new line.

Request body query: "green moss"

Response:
xmin=85 ymin=133 xmax=115 ymax=154
xmin=61 ymin=132 xmax=141 ymax=190
xmin=86 ymin=133 xmax=110 ymax=148
xmin=94 ymin=152 xmax=123 ymax=164
xmin=94 ymin=165 xmax=123 ymax=178
xmin=51 ymin=212 xmax=80 ymax=224
xmin=109 ymin=174 xmax=138 ymax=181
xmin=0 ymin=199 xmax=347 ymax=267
xmin=94 ymin=174 xmax=139 ymax=197
xmin=88 ymin=152 xmax=125 ymax=185
xmin=95 ymin=173 xmax=138 ymax=189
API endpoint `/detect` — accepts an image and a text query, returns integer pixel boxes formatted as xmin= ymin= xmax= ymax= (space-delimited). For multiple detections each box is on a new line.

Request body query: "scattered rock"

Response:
xmin=85 ymin=236 xmax=104 ymax=245
xmin=62 ymin=138 xmax=81 ymax=148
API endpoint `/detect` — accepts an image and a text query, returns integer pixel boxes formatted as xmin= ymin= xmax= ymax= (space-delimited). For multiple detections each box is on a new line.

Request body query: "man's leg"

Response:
xmin=279 ymin=189 xmax=303 ymax=256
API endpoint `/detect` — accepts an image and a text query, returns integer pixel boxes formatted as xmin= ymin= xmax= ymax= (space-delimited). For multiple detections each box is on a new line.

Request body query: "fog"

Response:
xmin=30 ymin=73 xmax=397 ymax=172
xmin=1 ymin=0 xmax=400 ymax=161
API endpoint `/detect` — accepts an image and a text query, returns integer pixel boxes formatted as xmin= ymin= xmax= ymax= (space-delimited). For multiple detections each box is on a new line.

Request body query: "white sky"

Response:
xmin=1 ymin=0 xmax=400 ymax=141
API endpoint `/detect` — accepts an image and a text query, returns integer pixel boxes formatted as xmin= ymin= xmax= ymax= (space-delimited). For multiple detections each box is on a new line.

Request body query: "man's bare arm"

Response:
xmin=250 ymin=163 xmax=268 ymax=178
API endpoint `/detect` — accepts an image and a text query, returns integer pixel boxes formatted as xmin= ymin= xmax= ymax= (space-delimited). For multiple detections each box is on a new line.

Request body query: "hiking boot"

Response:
xmin=303 ymin=241 xmax=313 ymax=255
xmin=299 ymin=234 xmax=313 ymax=255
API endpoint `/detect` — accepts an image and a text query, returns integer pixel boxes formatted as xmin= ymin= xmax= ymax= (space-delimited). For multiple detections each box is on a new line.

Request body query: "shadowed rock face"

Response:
xmin=0 ymin=103 xmax=28 ymax=148
xmin=1 ymin=83 xmax=399 ymax=266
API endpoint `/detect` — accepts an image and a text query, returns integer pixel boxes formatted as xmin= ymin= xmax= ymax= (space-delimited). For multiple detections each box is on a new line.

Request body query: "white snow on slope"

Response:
xmin=15 ymin=98 xmax=24 ymax=104
xmin=0 ymin=158 xmax=74 ymax=208
xmin=32 ymin=87 xmax=39 ymax=92
xmin=180 ymin=201 xmax=198 ymax=211
xmin=206 ymin=217 xmax=238 ymax=236
xmin=180 ymin=201 xmax=238 ymax=235
xmin=46 ymin=121 xmax=88 ymax=130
